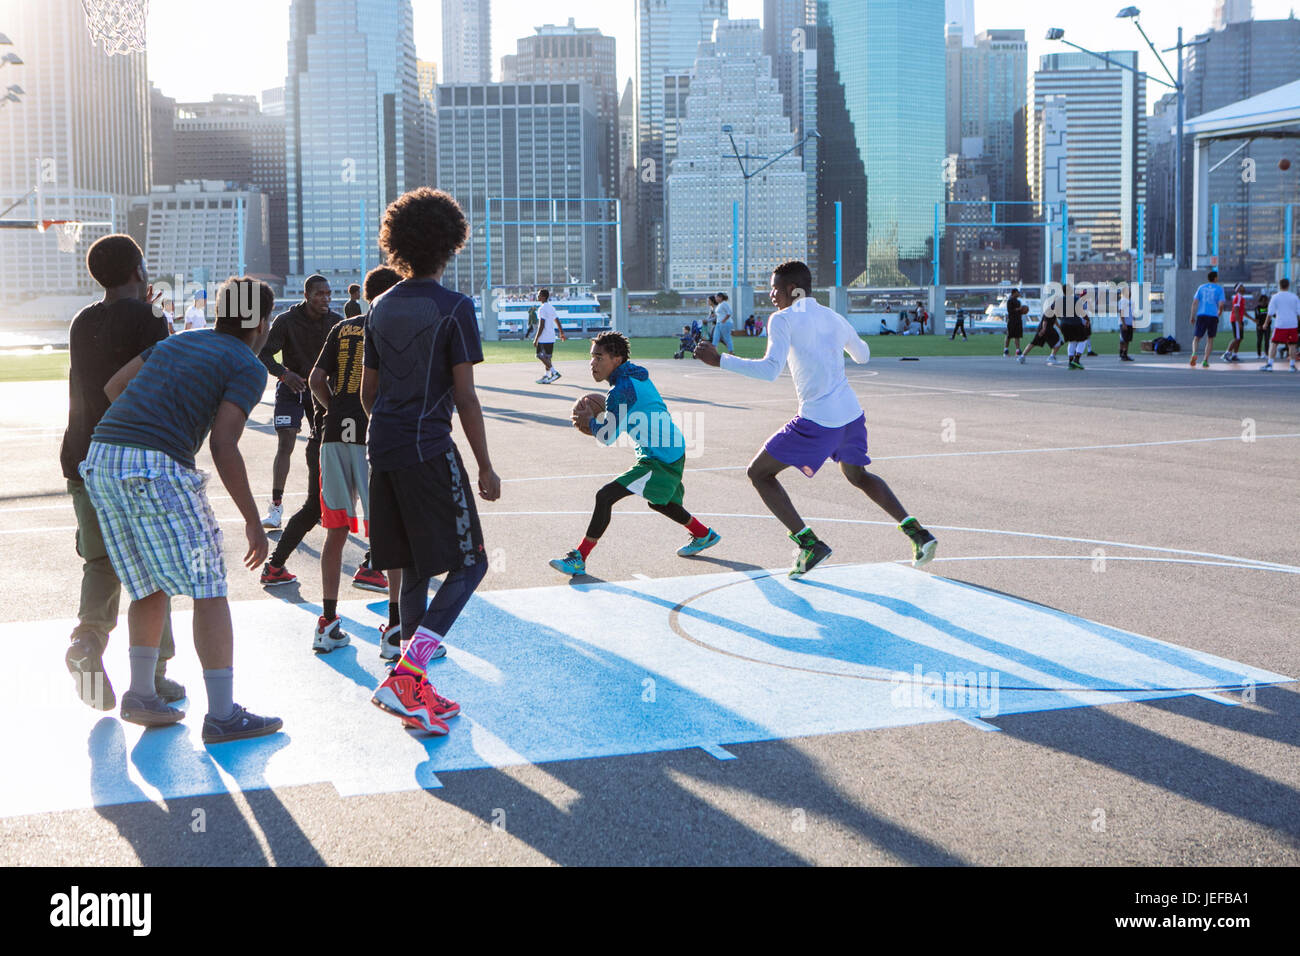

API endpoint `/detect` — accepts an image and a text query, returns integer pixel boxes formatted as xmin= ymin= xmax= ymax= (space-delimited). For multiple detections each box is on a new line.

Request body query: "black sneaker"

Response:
xmin=120 ymin=690 xmax=185 ymax=727
xmin=66 ymin=637 xmax=115 ymax=711
xmin=202 ymin=704 xmax=283 ymax=744
xmin=789 ymin=530 xmax=833 ymax=577
xmin=899 ymin=518 xmax=938 ymax=568
xmin=154 ymin=673 xmax=187 ymax=704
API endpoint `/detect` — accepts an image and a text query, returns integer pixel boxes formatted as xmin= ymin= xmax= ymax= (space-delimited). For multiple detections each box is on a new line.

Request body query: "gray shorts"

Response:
xmin=320 ymin=441 xmax=370 ymax=534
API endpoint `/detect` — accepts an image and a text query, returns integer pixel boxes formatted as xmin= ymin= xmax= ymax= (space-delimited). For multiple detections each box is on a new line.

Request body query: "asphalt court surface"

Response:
xmin=1 ymin=349 xmax=1298 ymax=866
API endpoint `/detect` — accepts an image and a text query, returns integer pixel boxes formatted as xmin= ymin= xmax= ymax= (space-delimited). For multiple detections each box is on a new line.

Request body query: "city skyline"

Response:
xmin=131 ymin=1 xmax=1297 ymax=115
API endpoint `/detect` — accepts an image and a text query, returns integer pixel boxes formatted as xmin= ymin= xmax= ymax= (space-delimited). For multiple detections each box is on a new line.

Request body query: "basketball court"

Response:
xmin=1 ymin=352 xmax=1297 ymax=865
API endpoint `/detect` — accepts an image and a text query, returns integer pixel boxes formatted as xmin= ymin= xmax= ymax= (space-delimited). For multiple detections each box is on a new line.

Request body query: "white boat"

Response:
xmin=473 ymin=286 xmax=611 ymax=339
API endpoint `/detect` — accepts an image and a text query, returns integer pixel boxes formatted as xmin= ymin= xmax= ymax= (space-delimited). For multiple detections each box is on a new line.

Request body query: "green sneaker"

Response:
xmin=549 ymin=549 xmax=586 ymax=576
xmin=899 ymin=517 xmax=938 ymax=568
xmin=789 ymin=529 xmax=832 ymax=577
xmin=1201 ymin=359 xmax=1209 ymax=368
xmin=677 ymin=528 xmax=721 ymax=557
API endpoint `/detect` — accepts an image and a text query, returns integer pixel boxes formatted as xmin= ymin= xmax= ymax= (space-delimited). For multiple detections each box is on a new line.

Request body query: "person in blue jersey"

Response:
xmin=549 ymin=331 xmax=721 ymax=576
xmin=79 ymin=277 xmax=282 ymax=744
xmin=1189 ymin=268 xmax=1227 ymax=368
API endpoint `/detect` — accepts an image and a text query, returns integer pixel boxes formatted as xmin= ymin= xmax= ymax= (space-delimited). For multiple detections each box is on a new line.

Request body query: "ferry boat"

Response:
xmin=473 ymin=285 xmax=612 ymax=339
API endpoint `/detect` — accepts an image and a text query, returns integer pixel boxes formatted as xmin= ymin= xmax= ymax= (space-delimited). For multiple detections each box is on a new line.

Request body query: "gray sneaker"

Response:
xmin=154 ymin=673 xmax=187 ymax=704
xmin=120 ymin=690 xmax=185 ymax=727
xmin=202 ymin=704 xmax=282 ymax=744
xmin=66 ymin=636 xmax=115 ymax=711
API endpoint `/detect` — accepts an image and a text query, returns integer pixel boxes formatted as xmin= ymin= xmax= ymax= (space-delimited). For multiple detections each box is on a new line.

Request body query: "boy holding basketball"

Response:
xmin=549 ymin=331 xmax=720 ymax=576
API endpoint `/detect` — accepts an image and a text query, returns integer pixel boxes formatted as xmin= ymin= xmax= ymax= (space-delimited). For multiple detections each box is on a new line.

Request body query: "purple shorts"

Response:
xmin=765 ymin=414 xmax=871 ymax=477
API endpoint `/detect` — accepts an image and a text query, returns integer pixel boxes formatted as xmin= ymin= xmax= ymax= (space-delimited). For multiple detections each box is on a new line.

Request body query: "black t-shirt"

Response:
xmin=60 ymin=298 xmax=170 ymax=480
xmin=1006 ymin=296 xmax=1023 ymax=323
xmin=1255 ymin=296 xmax=1270 ymax=323
xmin=344 ymin=299 xmax=363 ymax=319
xmin=314 ymin=315 xmax=368 ymax=444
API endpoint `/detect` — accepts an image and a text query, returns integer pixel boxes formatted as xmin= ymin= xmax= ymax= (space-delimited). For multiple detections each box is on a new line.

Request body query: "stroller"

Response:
xmin=673 ymin=325 xmax=698 ymax=359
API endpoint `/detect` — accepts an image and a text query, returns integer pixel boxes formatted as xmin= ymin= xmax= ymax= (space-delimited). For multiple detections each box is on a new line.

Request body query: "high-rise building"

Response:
xmin=667 ymin=19 xmax=806 ymax=291
xmin=171 ymin=94 xmax=288 ymax=279
xmin=285 ymin=0 xmax=424 ymax=289
xmin=945 ymin=0 xmax=973 ymax=47
xmin=635 ymin=0 xmax=728 ymax=289
xmin=436 ymin=82 xmax=601 ymax=293
xmin=0 ymin=0 xmax=150 ymax=299
xmin=417 ymin=60 xmax=438 ymax=100
xmin=502 ymin=21 xmax=618 ymax=285
xmin=1181 ymin=16 xmax=1300 ymax=279
xmin=1032 ymin=51 xmax=1146 ymax=257
xmin=763 ymin=0 xmax=816 ymax=137
xmin=1145 ymin=92 xmax=1177 ymax=259
xmin=262 ymin=87 xmax=286 ymax=118
xmin=618 ymin=78 xmax=639 ymax=287
xmin=1213 ymin=0 xmax=1252 ymax=30
xmin=150 ymin=84 xmax=176 ymax=189
xmin=819 ymin=0 xmax=946 ymax=284
xmin=810 ymin=2 xmax=866 ymax=286
xmin=128 ymin=181 xmax=271 ymax=286
xmin=945 ymin=27 xmax=1028 ymax=282
xmin=443 ymin=0 xmax=491 ymax=84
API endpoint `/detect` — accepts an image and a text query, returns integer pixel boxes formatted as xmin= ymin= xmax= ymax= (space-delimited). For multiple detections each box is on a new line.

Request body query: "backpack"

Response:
xmin=1153 ymin=336 xmax=1180 ymax=354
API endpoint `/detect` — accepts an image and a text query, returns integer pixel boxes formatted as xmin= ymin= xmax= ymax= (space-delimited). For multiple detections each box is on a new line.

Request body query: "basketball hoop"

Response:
xmin=80 ymin=0 xmax=148 ymax=56
xmin=38 ymin=220 xmax=86 ymax=253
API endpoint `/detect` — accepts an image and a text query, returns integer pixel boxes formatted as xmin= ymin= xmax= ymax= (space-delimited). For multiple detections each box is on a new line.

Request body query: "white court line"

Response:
xmin=5 ymin=431 xmax=1298 ymax=515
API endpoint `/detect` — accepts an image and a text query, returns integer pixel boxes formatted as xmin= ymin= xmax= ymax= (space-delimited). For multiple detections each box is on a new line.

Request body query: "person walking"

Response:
xmin=1189 ymin=268 xmax=1226 ymax=368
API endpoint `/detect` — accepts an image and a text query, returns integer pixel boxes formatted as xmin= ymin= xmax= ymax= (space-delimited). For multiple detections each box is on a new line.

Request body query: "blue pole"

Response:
xmin=1060 ymin=200 xmax=1068 ymax=287
xmin=1286 ymin=204 xmax=1294 ymax=283
xmin=615 ymin=199 xmax=623 ymax=289
xmin=237 ymin=195 xmax=246 ymax=276
xmin=932 ymin=202 xmax=940 ymax=287
xmin=485 ymin=201 xmax=492 ymax=290
xmin=835 ymin=201 xmax=843 ymax=287
xmin=1136 ymin=201 xmax=1144 ymax=287
xmin=732 ymin=200 xmax=739 ymax=289
xmin=1211 ymin=203 xmax=1219 ymax=265
xmin=360 ymin=199 xmax=367 ymax=279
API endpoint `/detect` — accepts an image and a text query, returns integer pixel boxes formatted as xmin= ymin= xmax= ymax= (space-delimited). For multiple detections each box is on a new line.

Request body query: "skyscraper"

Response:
xmin=436 ymin=81 xmax=601 ymax=293
xmin=763 ymin=0 xmax=816 ymax=137
xmin=667 ymin=19 xmax=806 ymax=291
xmin=503 ymin=21 xmax=618 ymax=285
xmin=443 ymin=0 xmax=491 ymax=84
xmin=1212 ymin=0 xmax=1252 ymax=30
xmin=285 ymin=0 xmax=424 ymax=288
xmin=819 ymin=0 xmax=946 ymax=284
xmin=1032 ymin=51 xmax=1146 ymax=257
xmin=0 ymin=0 xmax=150 ymax=299
xmin=810 ymin=2 xmax=866 ymax=286
xmin=635 ymin=0 xmax=728 ymax=289
xmin=171 ymin=94 xmax=289 ymax=279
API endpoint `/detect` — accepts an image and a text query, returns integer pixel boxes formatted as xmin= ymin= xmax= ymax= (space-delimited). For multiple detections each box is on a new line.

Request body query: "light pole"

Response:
xmin=1047 ymin=11 xmax=1208 ymax=269
xmin=722 ymin=124 xmax=820 ymax=286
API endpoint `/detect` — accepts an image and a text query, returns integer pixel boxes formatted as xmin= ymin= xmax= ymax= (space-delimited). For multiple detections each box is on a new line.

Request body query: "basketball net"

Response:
xmin=80 ymin=0 xmax=148 ymax=56
xmin=38 ymin=220 xmax=86 ymax=254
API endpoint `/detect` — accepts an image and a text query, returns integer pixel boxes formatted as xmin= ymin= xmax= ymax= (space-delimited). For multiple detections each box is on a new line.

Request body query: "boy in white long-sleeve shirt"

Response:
xmin=694 ymin=260 xmax=937 ymax=576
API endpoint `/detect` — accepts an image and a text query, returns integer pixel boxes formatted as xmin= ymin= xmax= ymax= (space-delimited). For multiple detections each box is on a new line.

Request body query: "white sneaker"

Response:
xmin=1259 ymin=363 xmax=1273 ymax=372
xmin=313 ymin=616 xmax=351 ymax=653
xmin=1017 ymin=355 xmax=1026 ymax=364
xmin=1291 ymin=363 xmax=1298 ymax=372
xmin=261 ymin=503 xmax=283 ymax=529
xmin=1046 ymin=357 xmax=1060 ymax=366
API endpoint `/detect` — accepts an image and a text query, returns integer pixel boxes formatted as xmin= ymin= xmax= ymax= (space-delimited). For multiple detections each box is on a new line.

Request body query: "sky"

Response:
xmin=144 ymin=0 xmax=1300 ymax=113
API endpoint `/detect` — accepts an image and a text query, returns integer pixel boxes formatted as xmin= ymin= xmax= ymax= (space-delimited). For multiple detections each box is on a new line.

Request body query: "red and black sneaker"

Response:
xmin=400 ymin=681 xmax=460 ymax=727
xmin=260 ymin=562 xmax=297 ymax=587
xmin=351 ymin=566 xmax=388 ymax=592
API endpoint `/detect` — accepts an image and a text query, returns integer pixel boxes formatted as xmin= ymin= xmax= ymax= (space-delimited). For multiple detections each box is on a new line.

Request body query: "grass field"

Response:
xmin=0 ymin=331 xmax=1135 ymax=382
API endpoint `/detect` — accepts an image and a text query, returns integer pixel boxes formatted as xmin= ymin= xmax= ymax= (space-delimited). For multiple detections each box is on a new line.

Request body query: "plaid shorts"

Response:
xmin=80 ymin=442 xmax=228 ymax=601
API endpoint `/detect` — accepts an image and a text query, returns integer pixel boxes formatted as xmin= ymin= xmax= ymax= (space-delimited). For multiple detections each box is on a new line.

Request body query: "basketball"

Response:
xmin=571 ymin=392 xmax=606 ymax=435
xmin=1282 ymin=158 xmax=1292 ymax=171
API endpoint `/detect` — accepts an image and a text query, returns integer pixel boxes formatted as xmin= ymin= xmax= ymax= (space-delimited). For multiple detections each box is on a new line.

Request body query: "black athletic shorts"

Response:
xmin=369 ymin=444 xmax=486 ymax=579
xmin=1007 ymin=317 xmax=1023 ymax=338
xmin=536 ymin=341 xmax=555 ymax=360
xmin=1060 ymin=320 xmax=1088 ymax=343
xmin=273 ymin=381 xmax=306 ymax=432
xmin=1120 ymin=324 xmax=1134 ymax=343
xmin=1031 ymin=327 xmax=1060 ymax=348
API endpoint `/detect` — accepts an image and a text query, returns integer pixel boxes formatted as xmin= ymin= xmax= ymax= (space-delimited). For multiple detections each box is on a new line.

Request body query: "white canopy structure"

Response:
xmin=1185 ymin=79 xmax=1300 ymax=273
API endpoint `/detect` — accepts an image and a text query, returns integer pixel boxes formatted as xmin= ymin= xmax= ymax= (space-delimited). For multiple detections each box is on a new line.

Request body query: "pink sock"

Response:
xmin=394 ymin=627 xmax=442 ymax=680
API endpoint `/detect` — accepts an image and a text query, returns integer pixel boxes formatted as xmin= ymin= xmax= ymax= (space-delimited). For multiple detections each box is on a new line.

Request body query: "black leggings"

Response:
xmin=585 ymin=481 xmax=692 ymax=540
xmin=270 ymin=435 xmax=321 ymax=567
xmin=1257 ymin=324 xmax=1268 ymax=355
xmin=399 ymin=558 xmax=488 ymax=641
